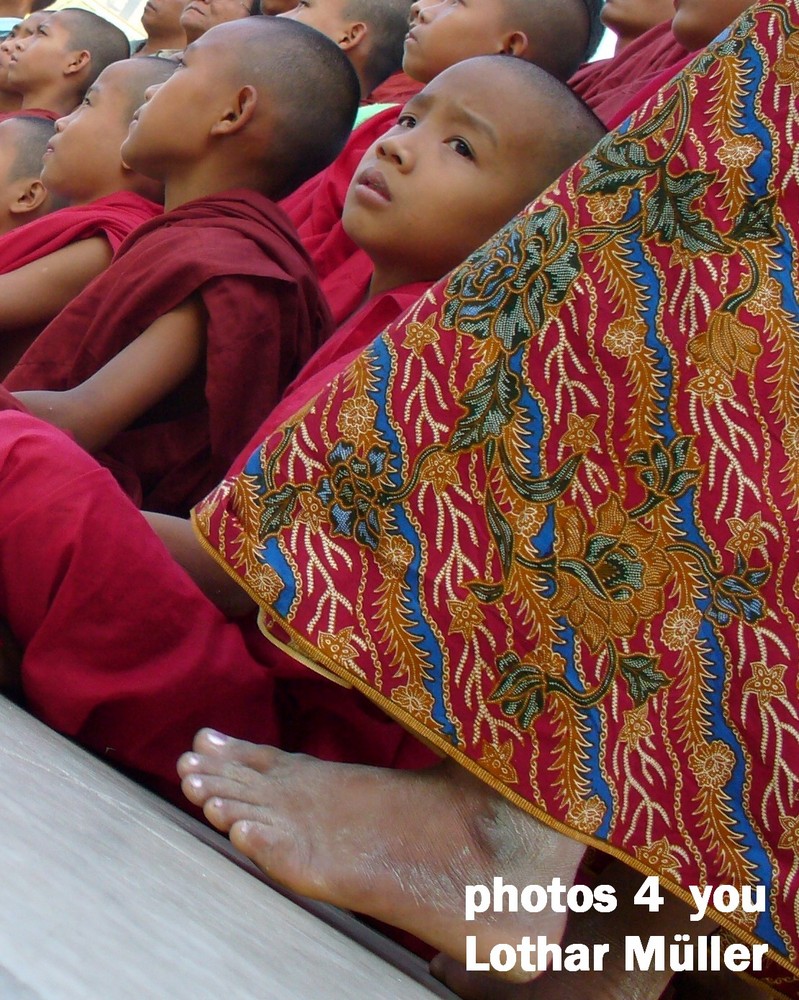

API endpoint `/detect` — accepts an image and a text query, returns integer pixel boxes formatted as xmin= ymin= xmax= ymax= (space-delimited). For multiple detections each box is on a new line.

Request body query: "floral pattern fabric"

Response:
xmin=194 ymin=2 xmax=799 ymax=990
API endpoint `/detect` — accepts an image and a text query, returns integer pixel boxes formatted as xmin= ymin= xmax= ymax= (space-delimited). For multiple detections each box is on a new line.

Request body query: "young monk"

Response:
xmin=0 ymin=115 xmax=58 ymax=236
xmin=280 ymin=0 xmax=412 ymax=106
xmin=0 ymin=58 xmax=174 ymax=377
xmin=175 ymin=1 xmax=799 ymax=998
xmin=0 ymin=51 xmax=604 ymax=827
xmin=282 ymin=0 xmax=604 ymax=325
xmin=0 ymin=0 xmax=48 ymax=38
xmin=5 ymin=8 xmax=129 ymax=120
xmin=569 ymin=0 xmax=758 ymax=127
xmin=0 ymin=14 xmax=33 ymax=114
xmin=3 ymin=16 xmax=359 ymax=516
xmin=599 ymin=0 xmax=675 ymax=53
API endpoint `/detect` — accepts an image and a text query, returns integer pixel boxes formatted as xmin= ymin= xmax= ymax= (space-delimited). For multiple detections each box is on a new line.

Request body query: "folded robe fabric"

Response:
xmin=569 ymin=20 xmax=690 ymax=126
xmin=0 ymin=287 xmax=435 ymax=801
xmin=194 ymin=3 xmax=799 ymax=992
xmin=0 ymin=191 xmax=161 ymax=273
xmin=4 ymin=187 xmax=330 ymax=516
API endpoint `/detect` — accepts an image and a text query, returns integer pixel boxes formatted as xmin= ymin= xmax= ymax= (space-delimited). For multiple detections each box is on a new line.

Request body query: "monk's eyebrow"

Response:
xmin=448 ymin=106 xmax=498 ymax=148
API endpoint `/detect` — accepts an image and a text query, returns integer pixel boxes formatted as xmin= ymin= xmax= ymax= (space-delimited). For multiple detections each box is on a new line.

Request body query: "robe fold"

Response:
xmin=194 ymin=3 xmax=799 ymax=993
xmin=569 ymin=20 xmax=689 ymax=125
xmin=4 ymin=188 xmax=330 ymax=515
xmin=0 ymin=286 xmax=435 ymax=800
xmin=0 ymin=191 xmax=161 ymax=273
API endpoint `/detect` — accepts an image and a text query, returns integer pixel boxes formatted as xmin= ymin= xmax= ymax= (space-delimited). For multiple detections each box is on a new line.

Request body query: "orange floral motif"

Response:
xmin=747 ymin=277 xmax=782 ymax=315
xmin=514 ymin=503 xmax=547 ymax=540
xmin=404 ymin=317 xmax=439 ymax=356
xmin=568 ymin=795 xmax=606 ymax=835
xmin=562 ymin=413 xmax=600 ymax=454
xmin=318 ymin=627 xmax=359 ymax=670
xmin=688 ymin=311 xmax=762 ymax=377
xmin=726 ymin=512 xmax=767 ymax=558
xmin=479 ymin=739 xmax=520 ymax=783
xmin=587 ymin=189 xmax=630 ymax=225
xmin=603 ymin=318 xmax=647 ymax=358
xmin=393 ymin=683 xmax=434 ymax=723
xmin=743 ymin=661 xmax=787 ymax=708
xmin=661 ymin=606 xmax=702 ymax=650
xmin=635 ymin=838 xmax=681 ymax=881
xmin=718 ymin=135 xmax=763 ymax=168
xmin=619 ymin=705 xmax=654 ymax=749
xmin=249 ymin=563 xmax=283 ymax=604
xmin=448 ymin=596 xmax=483 ymax=639
xmin=550 ymin=495 xmax=671 ymax=652
xmin=376 ymin=534 xmax=415 ymax=580
xmin=784 ymin=420 xmax=799 ymax=461
xmin=420 ymin=450 xmax=460 ymax=494
xmin=338 ymin=394 xmax=378 ymax=440
xmin=689 ymin=741 xmax=736 ymax=791
xmin=687 ymin=366 xmax=734 ymax=405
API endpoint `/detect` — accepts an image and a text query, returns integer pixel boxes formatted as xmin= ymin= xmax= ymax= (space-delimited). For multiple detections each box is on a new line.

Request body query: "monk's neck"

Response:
xmin=21 ymin=86 xmax=79 ymax=118
xmin=139 ymin=32 xmax=185 ymax=54
xmin=163 ymin=167 xmax=267 ymax=213
xmin=0 ymin=89 xmax=20 ymax=115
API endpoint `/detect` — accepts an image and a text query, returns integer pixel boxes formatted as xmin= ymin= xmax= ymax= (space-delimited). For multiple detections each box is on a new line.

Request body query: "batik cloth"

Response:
xmin=195 ymin=2 xmax=799 ymax=989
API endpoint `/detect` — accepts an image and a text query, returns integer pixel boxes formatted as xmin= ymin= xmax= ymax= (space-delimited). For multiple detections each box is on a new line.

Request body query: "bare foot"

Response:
xmin=178 ymin=729 xmax=586 ymax=980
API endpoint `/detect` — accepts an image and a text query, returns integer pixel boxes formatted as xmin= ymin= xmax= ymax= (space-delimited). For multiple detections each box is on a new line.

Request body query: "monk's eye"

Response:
xmin=397 ymin=113 xmax=417 ymax=129
xmin=447 ymin=137 xmax=473 ymax=159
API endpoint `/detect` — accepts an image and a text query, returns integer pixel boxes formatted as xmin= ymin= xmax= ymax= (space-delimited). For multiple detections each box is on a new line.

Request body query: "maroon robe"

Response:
xmin=4 ymin=188 xmax=331 ymax=515
xmin=0 ymin=191 xmax=161 ymax=274
xmin=569 ymin=20 xmax=689 ymax=125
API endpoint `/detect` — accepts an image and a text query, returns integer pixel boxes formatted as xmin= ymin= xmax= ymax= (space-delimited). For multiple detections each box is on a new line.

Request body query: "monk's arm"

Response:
xmin=143 ymin=511 xmax=257 ymax=618
xmin=0 ymin=237 xmax=112 ymax=329
xmin=15 ymin=295 xmax=206 ymax=454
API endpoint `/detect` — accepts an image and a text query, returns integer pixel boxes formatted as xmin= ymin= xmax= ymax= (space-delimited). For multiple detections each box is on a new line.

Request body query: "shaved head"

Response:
xmin=344 ymin=0 xmax=412 ymax=90
xmin=476 ymin=55 xmax=606 ymax=191
xmin=5 ymin=115 xmax=54 ymax=180
xmin=114 ymin=56 xmax=179 ymax=122
xmin=57 ymin=9 xmax=131 ymax=91
xmin=504 ymin=0 xmax=601 ymax=80
xmin=224 ymin=17 xmax=360 ymax=197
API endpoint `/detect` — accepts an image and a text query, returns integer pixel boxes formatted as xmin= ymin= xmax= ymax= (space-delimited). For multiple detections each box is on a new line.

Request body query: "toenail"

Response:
xmin=186 ymin=775 xmax=204 ymax=789
xmin=204 ymin=729 xmax=230 ymax=746
xmin=183 ymin=753 xmax=200 ymax=768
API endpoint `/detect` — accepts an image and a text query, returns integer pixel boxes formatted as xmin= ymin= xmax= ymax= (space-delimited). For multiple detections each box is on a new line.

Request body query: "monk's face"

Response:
xmin=121 ymin=20 xmax=242 ymax=182
xmin=671 ymin=0 xmax=755 ymax=51
xmin=403 ymin=0 xmax=524 ymax=84
xmin=6 ymin=12 xmax=85 ymax=92
xmin=141 ymin=0 xmax=188 ymax=38
xmin=600 ymin=0 xmax=675 ymax=45
xmin=342 ymin=59 xmax=554 ymax=287
xmin=41 ymin=61 xmax=141 ymax=202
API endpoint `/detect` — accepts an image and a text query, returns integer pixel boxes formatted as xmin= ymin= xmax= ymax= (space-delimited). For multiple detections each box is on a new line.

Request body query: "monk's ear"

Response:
xmin=64 ymin=48 xmax=91 ymax=77
xmin=338 ymin=21 xmax=367 ymax=51
xmin=500 ymin=30 xmax=529 ymax=57
xmin=9 ymin=178 xmax=49 ymax=217
xmin=211 ymin=84 xmax=258 ymax=136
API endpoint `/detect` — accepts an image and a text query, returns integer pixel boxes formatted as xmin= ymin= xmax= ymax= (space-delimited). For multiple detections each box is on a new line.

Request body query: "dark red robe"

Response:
xmin=0 ymin=191 xmax=161 ymax=274
xmin=4 ymin=188 xmax=331 ymax=516
xmin=0 ymin=284 xmax=435 ymax=802
xmin=362 ymin=70 xmax=422 ymax=105
xmin=569 ymin=21 xmax=689 ymax=125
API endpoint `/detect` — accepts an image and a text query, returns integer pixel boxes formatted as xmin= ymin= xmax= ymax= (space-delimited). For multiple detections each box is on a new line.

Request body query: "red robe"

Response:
xmin=0 ymin=285 xmax=435 ymax=801
xmin=0 ymin=108 xmax=57 ymax=123
xmin=568 ymin=21 xmax=689 ymax=125
xmin=0 ymin=192 xmax=161 ymax=377
xmin=4 ymin=188 xmax=331 ymax=516
xmin=0 ymin=191 xmax=161 ymax=273
xmin=362 ymin=70 xmax=423 ymax=106
xmin=281 ymin=107 xmax=399 ymax=325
